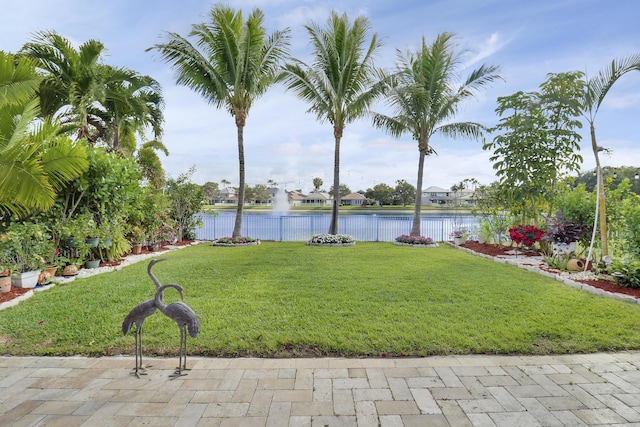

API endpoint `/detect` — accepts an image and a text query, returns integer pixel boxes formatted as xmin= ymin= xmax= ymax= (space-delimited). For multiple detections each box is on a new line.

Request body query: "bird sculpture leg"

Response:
xmin=131 ymin=327 xmax=151 ymax=378
xmin=170 ymin=327 xmax=189 ymax=378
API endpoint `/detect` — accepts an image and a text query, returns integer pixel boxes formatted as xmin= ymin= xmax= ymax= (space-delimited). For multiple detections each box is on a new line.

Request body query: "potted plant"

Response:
xmin=508 ymin=224 xmax=544 ymax=250
xmin=0 ymin=222 xmax=54 ymax=288
xmin=128 ymin=226 xmax=146 ymax=254
xmin=543 ymin=211 xmax=589 ymax=256
xmin=450 ymin=228 xmax=468 ymax=246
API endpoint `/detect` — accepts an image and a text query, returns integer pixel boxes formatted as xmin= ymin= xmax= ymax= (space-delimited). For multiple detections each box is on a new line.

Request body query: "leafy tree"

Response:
xmin=150 ymin=5 xmax=290 ymax=238
xmin=393 ymin=180 xmax=415 ymax=206
xmin=166 ymin=167 xmax=203 ymax=241
xmin=485 ymin=72 xmax=583 ymax=223
xmin=282 ymin=11 xmax=384 ymax=234
xmin=0 ymin=51 xmax=88 ymax=219
xmin=372 ymin=32 xmax=501 ymax=236
xmin=365 ymin=183 xmax=394 ymax=206
xmin=329 ymin=184 xmax=352 ymax=198
xmin=201 ymin=182 xmax=220 ymax=203
xmin=581 ymin=55 xmax=640 ymax=256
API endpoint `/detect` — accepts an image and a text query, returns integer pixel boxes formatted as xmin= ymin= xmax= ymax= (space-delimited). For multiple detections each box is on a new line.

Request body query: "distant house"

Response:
xmin=288 ymin=191 xmax=307 ymax=207
xmin=302 ymin=192 xmax=333 ymax=207
xmin=342 ymin=192 xmax=367 ymax=206
xmin=421 ymin=185 xmax=475 ymax=207
xmin=216 ymin=187 xmax=237 ymax=205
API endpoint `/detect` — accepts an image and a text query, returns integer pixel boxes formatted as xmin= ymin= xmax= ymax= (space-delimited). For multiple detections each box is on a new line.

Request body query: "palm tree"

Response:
xmin=0 ymin=52 xmax=88 ymax=218
xmin=100 ymin=67 xmax=164 ymax=156
xmin=281 ymin=11 xmax=384 ymax=235
xmin=372 ymin=33 xmax=501 ymax=236
xmin=20 ymin=30 xmax=108 ymax=143
xmin=149 ymin=5 xmax=290 ymax=238
xmin=136 ymin=140 xmax=169 ymax=189
xmin=583 ymin=55 xmax=640 ymax=258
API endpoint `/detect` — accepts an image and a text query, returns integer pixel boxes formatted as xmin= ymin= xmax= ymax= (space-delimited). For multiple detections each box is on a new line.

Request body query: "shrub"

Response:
xmin=396 ymin=235 xmax=434 ymax=245
xmin=610 ymin=258 xmax=640 ymax=288
xmin=308 ymin=234 xmax=355 ymax=245
xmin=543 ymin=211 xmax=589 ymax=244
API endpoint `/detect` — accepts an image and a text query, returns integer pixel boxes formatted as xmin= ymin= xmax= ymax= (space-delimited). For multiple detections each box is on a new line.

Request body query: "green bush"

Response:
xmin=610 ymin=258 xmax=640 ymax=288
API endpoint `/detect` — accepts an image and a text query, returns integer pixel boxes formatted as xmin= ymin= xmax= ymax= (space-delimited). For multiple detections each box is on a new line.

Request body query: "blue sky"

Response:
xmin=3 ymin=0 xmax=640 ymax=193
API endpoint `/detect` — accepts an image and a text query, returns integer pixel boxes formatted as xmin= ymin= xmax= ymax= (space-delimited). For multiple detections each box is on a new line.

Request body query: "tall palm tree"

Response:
xmin=20 ymin=30 xmax=108 ymax=143
xmin=583 ymin=54 xmax=640 ymax=257
xmin=0 ymin=52 xmax=88 ymax=218
xmin=372 ymin=33 xmax=501 ymax=236
xmin=100 ymin=66 xmax=164 ymax=156
xmin=281 ymin=11 xmax=384 ymax=235
xmin=149 ymin=4 xmax=290 ymax=238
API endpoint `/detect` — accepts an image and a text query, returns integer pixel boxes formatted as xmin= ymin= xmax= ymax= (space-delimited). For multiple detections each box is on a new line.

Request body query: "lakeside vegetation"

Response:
xmin=2 ymin=243 xmax=640 ymax=357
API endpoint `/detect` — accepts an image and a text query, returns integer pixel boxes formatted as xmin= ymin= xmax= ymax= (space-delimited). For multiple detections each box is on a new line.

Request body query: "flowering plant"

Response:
xmin=396 ymin=235 xmax=434 ymax=245
xmin=307 ymin=234 xmax=355 ymax=245
xmin=450 ymin=228 xmax=468 ymax=238
xmin=508 ymin=224 xmax=544 ymax=247
xmin=543 ymin=211 xmax=588 ymax=244
xmin=215 ymin=236 xmax=258 ymax=244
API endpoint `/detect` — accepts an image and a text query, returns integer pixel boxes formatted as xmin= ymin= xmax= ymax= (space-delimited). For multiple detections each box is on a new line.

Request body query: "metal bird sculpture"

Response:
xmin=154 ymin=283 xmax=200 ymax=377
xmin=121 ymin=258 xmax=167 ymax=377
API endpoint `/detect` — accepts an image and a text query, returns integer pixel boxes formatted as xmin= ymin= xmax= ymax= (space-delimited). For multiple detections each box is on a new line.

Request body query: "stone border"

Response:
xmin=448 ymin=242 xmax=639 ymax=304
xmin=210 ymin=240 xmax=261 ymax=247
xmin=394 ymin=242 xmax=439 ymax=248
xmin=307 ymin=242 xmax=356 ymax=247
xmin=0 ymin=241 xmax=205 ymax=311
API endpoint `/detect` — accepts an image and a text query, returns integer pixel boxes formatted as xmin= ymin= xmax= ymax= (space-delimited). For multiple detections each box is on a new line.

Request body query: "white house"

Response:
xmin=421 ymin=186 xmax=475 ymax=207
xmin=342 ymin=192 xmax=367 ymax=206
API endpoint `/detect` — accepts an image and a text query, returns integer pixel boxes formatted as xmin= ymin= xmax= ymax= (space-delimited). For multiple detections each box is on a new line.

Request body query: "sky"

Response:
xmin=3 ymin=0 xmax=640 ymax=194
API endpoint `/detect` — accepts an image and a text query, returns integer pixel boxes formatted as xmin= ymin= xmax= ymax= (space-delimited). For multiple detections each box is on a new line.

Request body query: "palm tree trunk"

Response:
xmin=591 ymin=123 xmax=608 ymax=256
xmin=328 ymin=134 xmax=341 ymax=235
xmin=232 ymin=124 xmax=245 ymax=238
xmin=411 ymin=150 xmax=426 ymax=236
xmin=113 ymin=126 xmax=120 ymax=152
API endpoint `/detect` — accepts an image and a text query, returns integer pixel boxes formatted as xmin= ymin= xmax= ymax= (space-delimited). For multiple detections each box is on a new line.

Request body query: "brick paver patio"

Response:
xmin=3 ymin=352 xmax=640 ymax=426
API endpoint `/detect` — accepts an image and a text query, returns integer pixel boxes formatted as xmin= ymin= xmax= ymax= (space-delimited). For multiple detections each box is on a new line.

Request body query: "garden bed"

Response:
xmin=460 ymin=241 xmax=639 ymax=299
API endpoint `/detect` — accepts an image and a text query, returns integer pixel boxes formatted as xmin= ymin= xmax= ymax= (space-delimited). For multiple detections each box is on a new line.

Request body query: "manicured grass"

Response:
xmin=2 ymin=242 xmax=640 ymax=357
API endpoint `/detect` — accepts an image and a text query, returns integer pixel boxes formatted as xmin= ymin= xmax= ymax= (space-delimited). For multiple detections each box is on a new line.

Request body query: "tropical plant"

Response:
xmin=20 ymin=30 xmax=109 ymax=143
xmin=282 ymin=11 xmax=384 ymax=235
xmin=543 ymin=211 xmax=589 ymax=244
xmin=372 ymin=32 xmax=501 ymax=236
xmin=149 ymin=4 xmax=290 ymax=238
xmin=0 ymin=51 xmax=89 ymax=218
xmin=581 ymin=55 xmax=640 ymax=257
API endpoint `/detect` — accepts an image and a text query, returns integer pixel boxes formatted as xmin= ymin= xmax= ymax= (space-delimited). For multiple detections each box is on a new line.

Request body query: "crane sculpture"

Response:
xmin=154 ymin=283 xmax=200 ymax=377
xmin=121 ymin=258 xmax=167 ymax=377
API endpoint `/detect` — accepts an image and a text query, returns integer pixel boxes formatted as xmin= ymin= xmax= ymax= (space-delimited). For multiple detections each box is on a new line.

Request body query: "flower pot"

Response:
xmin=567 ymin=258 xmax=585 ymax=272
xmin=552 ymin=241 xmax=576 ymax=256
xmin=148 ymin=243 xmax=159 ymax=252
xmin=85 ymin=237 xmax=99 ymax=247
xmin=64 ymin=238 xmax=78 ymax=248
xmin=0 ymin=276 xmax=11 ymax=294
xmin=45 ymin=266 xmax=58 ymax=277
xmin=453 ymin=237 xmax=464 ymax=246
xmin=62 ymin=264 xmax=79 ymax=277
xmin=85 ymin=260 xmax=100 ymax=269
xmin=102 ymin=238 xmax=113 ymax=247
xmin=11 ymin=270 xmax=40 ymax=288
xmin=131 ymin=244 xmax=143 ymax=255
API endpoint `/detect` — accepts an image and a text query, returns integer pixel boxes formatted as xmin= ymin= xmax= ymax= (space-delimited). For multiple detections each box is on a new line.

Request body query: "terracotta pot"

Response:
xmin=0 ymin=276 xmax=11 ymax=294
xmin=45 ymin=266 xmax=58 ymax=277
xmin=567 ymin=258 xmax=585 ymax=272
xmin=131 ymin=244 xmax=143 ymax=255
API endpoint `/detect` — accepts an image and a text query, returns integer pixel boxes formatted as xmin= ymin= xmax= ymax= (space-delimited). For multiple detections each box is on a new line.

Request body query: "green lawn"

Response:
xmin=2 ymin=242 xmax=640 ymax=358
